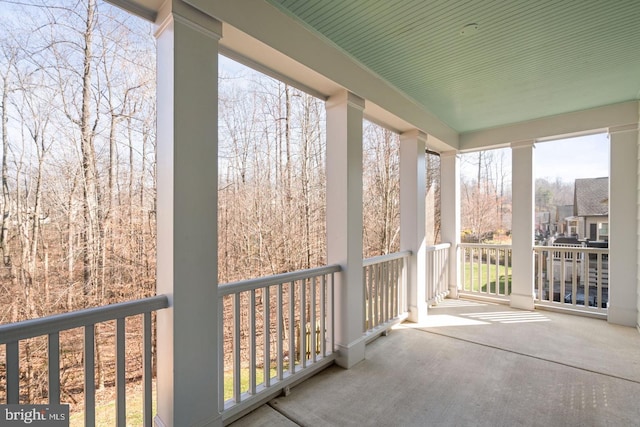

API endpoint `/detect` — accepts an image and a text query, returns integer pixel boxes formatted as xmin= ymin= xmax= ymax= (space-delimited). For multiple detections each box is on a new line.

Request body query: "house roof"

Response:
xmin=574 ymin=177 xmax=608 ymax=217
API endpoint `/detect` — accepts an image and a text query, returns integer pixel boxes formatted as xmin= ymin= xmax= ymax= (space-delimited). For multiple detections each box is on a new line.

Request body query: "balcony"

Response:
xmin=2 ymin=2 xmax=639 ymax=426
xmin=2 ymin=245 xmax=635 ymax=426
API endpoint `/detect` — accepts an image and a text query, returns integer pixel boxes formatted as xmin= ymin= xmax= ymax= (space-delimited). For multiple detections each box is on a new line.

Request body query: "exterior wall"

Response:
xmin=579 ymin=216 xmax=608 ymax=241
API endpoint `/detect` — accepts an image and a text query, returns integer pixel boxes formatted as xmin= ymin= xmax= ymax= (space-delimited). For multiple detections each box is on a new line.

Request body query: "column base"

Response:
xmin=448 ymin=286 xmax=459 ymax=299
xmin=510 ymin=293 xmax=534 ymax=310
xmin=408 ymin=302 xmax=429 ymax=324
xmin=335 ymin=336 xmax=366 ymax=369
xmin=608 ymin=305 xmax=637 ymax=327
xmin=155 ymin=414 xmax=222 ymax=427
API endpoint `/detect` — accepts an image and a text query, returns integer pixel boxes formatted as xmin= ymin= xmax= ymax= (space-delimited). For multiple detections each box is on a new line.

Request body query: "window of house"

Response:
xmin=598 ymin=222 xmax=609 ymax=239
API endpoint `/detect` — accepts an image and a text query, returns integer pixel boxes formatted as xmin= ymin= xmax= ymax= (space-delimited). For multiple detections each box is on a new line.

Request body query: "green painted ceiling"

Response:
xmin=268 ymin=0 xmax=640 ymax=133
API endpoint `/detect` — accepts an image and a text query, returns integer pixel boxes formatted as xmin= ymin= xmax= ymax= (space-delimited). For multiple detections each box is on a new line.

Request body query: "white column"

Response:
xmin=440 ymin=151 xmax=460 ymax=298
xmin=155 ymin=2 xmax=221 ymax=426
xmin=608 ymin=124 xmax=639 ymax=326
xmin=400 ymin=130 xmax=428 ymax=322
xmin=326 ymin=91 xmax=365 ymax=368
xmin=510 ymin=141 xmax=535 ymax=310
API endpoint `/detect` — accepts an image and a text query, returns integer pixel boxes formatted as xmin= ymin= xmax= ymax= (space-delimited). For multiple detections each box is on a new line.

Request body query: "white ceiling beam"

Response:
xmin=459 ymin=101 xmax=639 ymax=151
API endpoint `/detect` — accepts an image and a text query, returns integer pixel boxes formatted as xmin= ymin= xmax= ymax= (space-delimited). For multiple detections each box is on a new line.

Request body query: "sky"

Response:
xmin=535 ymin=133 xmax=609 ymax=182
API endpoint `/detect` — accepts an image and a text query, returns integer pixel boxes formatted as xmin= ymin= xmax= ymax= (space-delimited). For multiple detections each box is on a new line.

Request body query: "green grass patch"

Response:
xmin=463 ymin=262 xmax=512 ymax=295
xmin=69 ymin=384 xmax=157 ymax=427
xmin=223 ymin=363 xmax=293 ymax=401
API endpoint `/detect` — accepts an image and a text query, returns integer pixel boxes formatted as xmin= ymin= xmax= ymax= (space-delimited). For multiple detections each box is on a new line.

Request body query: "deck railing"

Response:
xmin=426 ymin=243 xmax=451 ymax=304
xmin=534 ymin=246 xmax=608 ymax=316
xmin=0 ymin=295 xmax=169 ymax=427
xmin=218 ymin=265 xmax=339 ymax=422
xmin=459 ymin=243 xmax=512 ymax=301
xmin=362 ymin=251 xmax=410 ymax=338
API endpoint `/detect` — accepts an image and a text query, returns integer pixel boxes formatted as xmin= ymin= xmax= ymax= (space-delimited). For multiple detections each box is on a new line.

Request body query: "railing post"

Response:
xmin=441 ymin=151 xmax=460 ymax=298
xmin=510 ymin=141 xmax=535 ymax=310
xmin=155 ymin=2 xmax=222 ymax=425
xmin=608 ymin=124 xmax=638 ymax=326
xmin=326 ymin=90 xmax=365 ymax=368
xmin=400 ymin=130 xmax=428 ymax=322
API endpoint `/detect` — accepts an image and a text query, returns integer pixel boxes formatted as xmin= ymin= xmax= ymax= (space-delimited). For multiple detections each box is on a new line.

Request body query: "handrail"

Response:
xmin=425 ymin=243 xmax=451 ymax=252
xmin=362 ymin=250 xmax=412 ymax=267
xmin=219 ymin=264 xmax=341 ymax=296
xmin=534 ymin=245 xmax=608 ymax=255
xmin=459 ymin=243 xmax=512 ymax=250
xmin=0 ymin=295 xmax=169 ymax=344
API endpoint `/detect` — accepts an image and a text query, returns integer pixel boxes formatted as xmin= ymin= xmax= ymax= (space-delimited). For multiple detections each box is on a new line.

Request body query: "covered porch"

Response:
xmin=2 ymin=0 xmax=639 ymax=426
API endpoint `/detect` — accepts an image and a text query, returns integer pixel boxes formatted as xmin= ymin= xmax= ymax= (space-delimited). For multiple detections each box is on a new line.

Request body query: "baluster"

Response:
xmin=116 ymin=318 xmax=126 ymax=426
xmin=7 ymin=340 xmax=19 ymax=404
xmin=249 ymin=290 xmax=256 ymax=394
xmin=277 ymin=284 xmax=284 ymax=379
xmin=300 ymin=279 xmax=307 ymax=368
xmin=288 ymin=281 xmax=295 ymax=374
xmin=84 ymin=324 xmax=96 ymax=427
xmin=320 ymin=275 xmax=327 ymax=357
xmin=233 ymin=293 xmax=241 ymax=402
xmin=144 ymin=311 xmax=154 ymax=426
xmin=264 ymin=286 xmax=271 ymax=387
xmin=310 ymin=276 xmax=317 ymax=363
xmin=48 ymin=333 xmax=60 ymax=405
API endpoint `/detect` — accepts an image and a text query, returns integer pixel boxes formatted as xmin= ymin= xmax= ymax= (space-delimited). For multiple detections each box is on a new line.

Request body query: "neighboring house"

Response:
xmin=556 ymin=204 xmax=576 ymax=236
xmin=535 ymin=211 xmax=551 ymax=237
xmin=573 ymin=177 xmax=609 ymax=241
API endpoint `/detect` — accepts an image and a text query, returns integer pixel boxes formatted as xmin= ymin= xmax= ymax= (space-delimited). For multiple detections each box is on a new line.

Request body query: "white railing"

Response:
xmin=218 ymin=265 xmax=339 ymax=422
xmin=534 ymin=246 xmax=608 ymax=316
xmin=459 ymin=244 xmax=512 ymax=301
xmin=362 ymin=251 xmax=410 ymax=339
xmin=0 ymin=295 xmax=169 ymax=427
xmin=426 ymin=243 xmax=451 ymax=304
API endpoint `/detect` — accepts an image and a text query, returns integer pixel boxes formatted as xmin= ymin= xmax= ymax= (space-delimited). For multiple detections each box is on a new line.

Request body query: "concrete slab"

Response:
xmin=229 ymin=300 xmax=640 ymax=426
xmin=227 ymin=404 xmax=299 ymax=427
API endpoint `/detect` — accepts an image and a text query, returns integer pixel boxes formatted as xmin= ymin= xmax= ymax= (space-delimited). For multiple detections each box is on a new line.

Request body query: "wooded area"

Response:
xmin=0 ymin=1 xmax=156 ymax=323
xmin=0 ymin=0 xmax=442 ymax=410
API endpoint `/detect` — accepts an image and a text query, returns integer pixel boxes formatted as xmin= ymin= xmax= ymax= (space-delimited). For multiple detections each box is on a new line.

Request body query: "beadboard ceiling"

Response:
xmin=267 ymin=0 xmax=640 ymax=133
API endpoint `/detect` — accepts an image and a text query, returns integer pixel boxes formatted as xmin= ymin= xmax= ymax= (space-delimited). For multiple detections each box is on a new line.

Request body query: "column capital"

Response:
xmin=609 ymin=123 xmax=639 ymax=135
xmin=326 ymin=90 xmax=365 ymax=111
xmin=510 ymin=140 xmax=535 ymax=150
xmin=440 ymin=149 xmax=459 ymax=159
xmin=400 ymin=129 xmax=428 ymax=143
xmin=156 ymin=0 xmax=222 ymax=40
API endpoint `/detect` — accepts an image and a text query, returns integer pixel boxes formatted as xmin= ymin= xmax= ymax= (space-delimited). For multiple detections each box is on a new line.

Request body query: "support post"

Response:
xmin=400 ymin=130 xmax=428 ymax=322
xmin=326 ymin=91 xmax=365 ymax=368
xmin=510 ymin=141 xmax=535 ymax=310
xmin=155 ymin=2 xmax=222 ymax=425
xmin=608 ymin=124 xmax=639 ymax=326
xmin=440 ymin=151 xmax=460 ymax=298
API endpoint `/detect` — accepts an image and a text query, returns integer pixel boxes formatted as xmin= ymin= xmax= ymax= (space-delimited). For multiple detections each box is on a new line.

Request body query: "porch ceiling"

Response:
xmin=110 ymin=0 xmax=639 ymax=149
xmin=267 ymin=0 xmax=640 ymax=133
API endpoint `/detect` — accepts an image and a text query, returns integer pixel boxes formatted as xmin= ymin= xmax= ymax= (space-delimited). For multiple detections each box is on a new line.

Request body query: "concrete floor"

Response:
xmin=229 ymin=299 xmax=640 ymax=427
